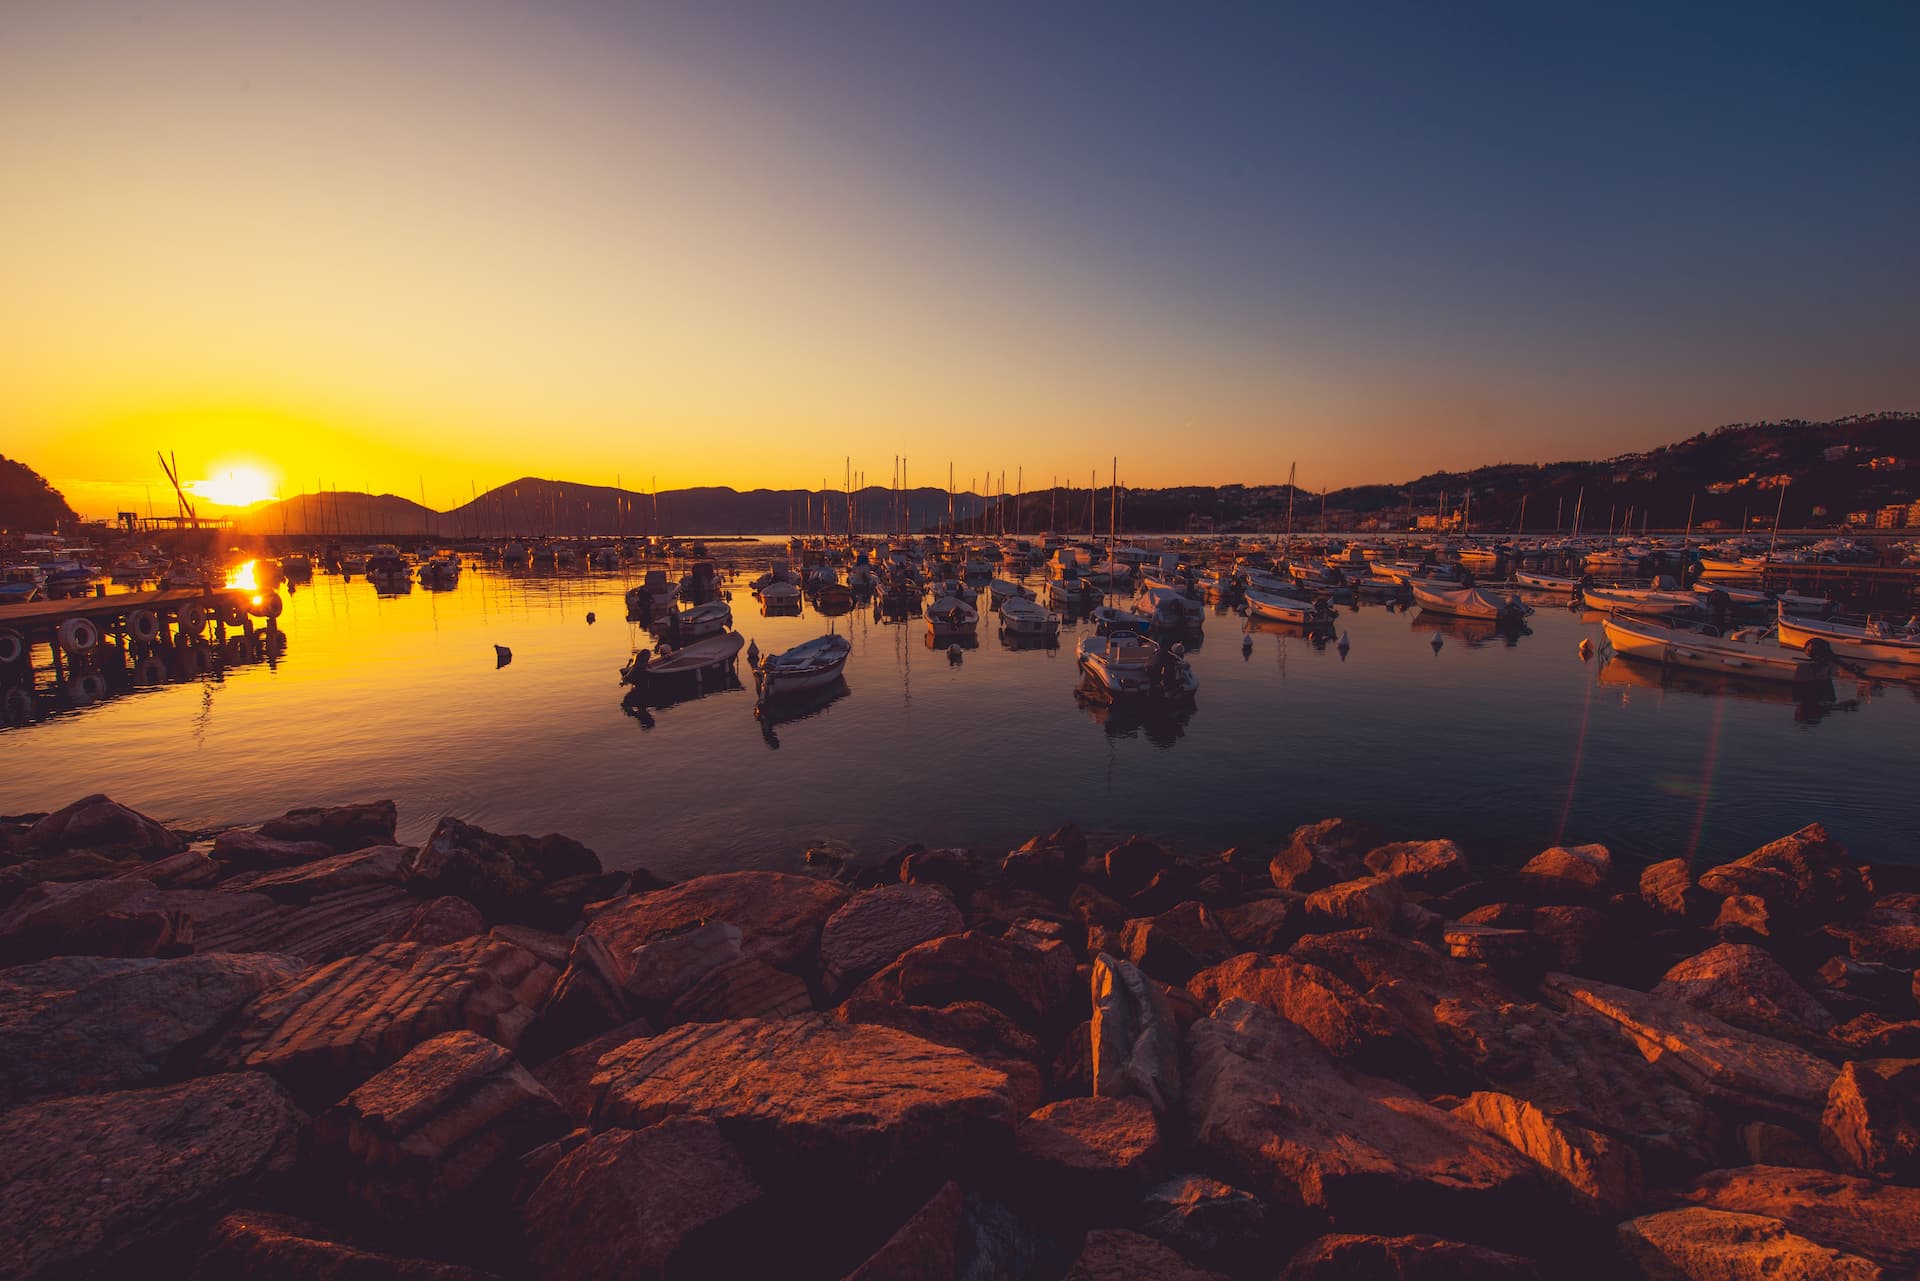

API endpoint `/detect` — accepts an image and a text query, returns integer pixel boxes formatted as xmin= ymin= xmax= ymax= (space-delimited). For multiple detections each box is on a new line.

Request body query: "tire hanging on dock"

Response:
xmin=126 ymin=608 xmax=161 ymax=642
xmin=57 ymin=617 xmax=101 ymax=653
xmin=66 ymin=672 xmax=108 ymax=704
xmin=176 ymin=602 xmax=208 ymax=635
xmin=0 ymin=629 xmax=24 ymax=666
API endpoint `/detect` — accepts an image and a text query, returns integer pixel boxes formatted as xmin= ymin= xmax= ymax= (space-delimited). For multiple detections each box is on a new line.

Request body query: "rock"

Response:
xmin=15 ymin=793 xmax=185 ymax=859
xmin=844 ymin=1180 xmax=966 ymax=1281
xmin=1092 ymin=953 xmax=1182 ymax=1117
xmin=617 ymin=919 xmax=743 ymax=1010
xmin=1121 ymin=902 xmax=1235 ymax=984
xmin=1813 ymin=955 xmax=1912 ymax=1006
xmin=899 ymin=847 xmax=980 ymax=897
xmin=255 ymin=799 xmax=399 ymax=853
xmin=1654 ymin=943 xmax=1834 ymax=1043
xmin=1736 ymin=1122 xmax=1829 ymax=1169
xmin=217 ymin=844 xmax=410 ymax=903
xmin=1526 ymin=904 xmax=1619 ymax=974
xmin=820 ymin=884 xmax=964 ymax=991
xmin=1544 ymin=973 xmax=1838 ymax=1121
xmin=1188 ymin=952 xmax=1415 ymax=1076
xmin=0 ymin=951 xmax=302 ymax=1110
xmin=1681 ymin=1164 xmax=1920 ymax=1272
xmin=1103 ymin=837 xmax=1171 ymax=899
xmin=529 ymin=1019 xmax=653 ymax=1122
xmin=523 ymin=1117 xmax=761 ymax=1281
xmin=585 ymin=871 xmax=847 ymax=972
xmin=0 ymin=876 xmax=163 ymax=962
xmin=393 ymin=895 xmax=488 ymax=945
xmin=836 ymin=997 xmax=1043 ymax=1104
xmin=1617 ymin=1207 xmax=1889 ymax=1281
xmin=1832 ymin=1015 xmax=1920 ymax=1057
xmin=1820 ymin=1058 xmax=1920 ymax=1181
xmin=1452 ymin=1089 xmax=1643 ymax=1215
xmin=1303 ymin=874 xmax=1406 ymax=933
xmin=403 ymin=816 xmax=604 ymax=924
xmin=1640 ymin=858 xmax=1708 ymax=920
xmin=1136 ymin=1176 xmax=1269 ymax=1270
xmin=203 ymin=884 xmax=422 ymax=962
xmin=1185 ymin=1000 xmax=1543 ymax=1241
xmin=1713 ymin=892 xmax=1777 ymax=940
xmin=0 ymin=1072 xmax=304 ymax=1281
xmin=1442 ymin=923 xmax=1536 ymax=970
xmin=669 ymin=956 xmax=812 ymax=1024
xmin=215 ymin=934 xmax=558 ymax=1106
xmin=1272 ymin=819 xmax=1377 ymax=892
xmin=1824 ymin=902 xmax=1920 ymax=968
xmin=211 ymin=828 xmax=338 ymax=871
xmin=589 ymin=1014 xmax=1016 ymax=1184
xmin=1278 ymin=1233 xmax=1543 ymax=1280
xmin=855 ymin=929 xmax=1080 ymax=1034
xmin=195 ymin=1210 xmax=502 ymax=1280
xmin=1064 ymin=1229 xmax=1228 ymax=1281
xmin=1215 ymin=897 xmax=1298 ymax=953
xmin=1697 ymin=824 xmax=1871 ymax=926
xmin=313 ymin=1030 xmax=569 ymax=1221
xmin=525 ymin=932 xmax=630 ymax=1056
xmin=1017 ymin=1095 xmax=1162 ymax=1207
xmin=130 ymin=847 xmax=221 ymax=888
xmin=1517 ymin=843 xmax=1613 ymax=902
xmin=1363 ymin=839 xmax=1469 ymax=892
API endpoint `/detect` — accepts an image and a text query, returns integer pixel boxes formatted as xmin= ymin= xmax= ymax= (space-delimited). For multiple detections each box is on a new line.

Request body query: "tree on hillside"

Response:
xmin=0 ymin=456 xmax=80 ymax=532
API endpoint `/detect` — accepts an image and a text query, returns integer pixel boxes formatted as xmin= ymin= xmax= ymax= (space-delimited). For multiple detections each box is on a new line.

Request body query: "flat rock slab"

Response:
xmin=523 ymin=1117 xmax=760 ymax=1281
xmin=1545 ymin=973 xmax=1838 ymax=1119
xmin=0 ymin=951 xmax=303 ymax=1110
xmin=589 ymin=1014 xmax=1016 ymax=1184
xmin=1279 ymin=1232 xmax=1544 ymax=1280
xmin=1680 ymin=1164 xmax=1920 ymax=1273
xmin=1186 ymin=999 xmax=1544 ymax=1242
xmin=844 ymin=1180 xmax=966 ymax=1281
xmin=255 ymin=799 xmax=399 ymax=852
xmin=819 ymin=884 xmax=963 ymax=990
xmin=215 ymin=934 xmax=558 ymax=1106
xmin=216 ymin=844 xmax=411 ymax=903
xmin=1018 ymin=1095 xmax=1162 ymax=1202
xmin=0 ymin=1072 xmax=305 ymax=1281
xmin=585 ymin=871 xmax=847 ymax=971
xmin=1618 ymin=1207 xmax=1889 ymax=1281
xmin=1654 ymin=942 xmax=1834 ymax=1042
xmin=856 ymin=929 xmax=1080 ymax=1033
xmin=1065 ymin=1228 xmax=1228 ymax=1281
xmin=15 ymin=792 xmax=184 ymax=858
xmin=196 ymin=1210 xmax=501 ymax=1280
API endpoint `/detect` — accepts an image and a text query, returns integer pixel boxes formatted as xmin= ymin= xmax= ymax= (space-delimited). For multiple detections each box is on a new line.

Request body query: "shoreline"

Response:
xmin=2 ymin=795 xmax=1917 ymax=1279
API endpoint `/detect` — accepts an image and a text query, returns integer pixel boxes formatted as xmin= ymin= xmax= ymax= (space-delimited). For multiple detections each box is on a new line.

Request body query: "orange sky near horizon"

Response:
xmin=5 ymin=3 xmax=1914 ymax=521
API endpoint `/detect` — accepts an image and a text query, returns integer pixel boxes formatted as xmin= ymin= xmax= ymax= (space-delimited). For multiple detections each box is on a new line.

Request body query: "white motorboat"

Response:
xmin=989 ymin=577 xmax=1035 ymax=606
xmin=1243 ymin=588 xmax=1331 ymax=626
xmin=1242 ymin=568 xmax=1296 ymax=595
xmin=417 ymin=555 xmax=461 ymax=588
xmin=760 ymin=581 xmax=802 ymax=610
xmin=1136 ymin=586 xmax=1204 ymax=629
xmin=1516 ymin=571 xmax=1581 ymax=593
xmin=1575 ymin=582 xmax=1697 ymax=615
xmin=1090 ymin=605 xmax=1152 ymax=633
xmin=1693 ymin=579 xmax=1770 ymax=609
xmin=1776 ymin=590 xmax=1836 ymax=617
xmin=625 ymin=569 xmax=680 ymax=615
xmin=759 ymin=633 xmax=853 ymax=698
xmin=926 ymin=594 xmax=980 ymax=637
xmin=998 ymin=596 xmax=1061 ymax=638
xmin=1604 ymin=613 xmax=1830 ymax=685
xmin=1047 ymin=576 xmax=1096 ymax=609
xmin=622 ymin=631 xmax=744 ymax=684
xmin=660 ymin=599 xmax=733 ymax=639
xmin=1776 ymin=608 xmax=1920 ymax=668
xmin=1411 ymin=581 xmax=1531 ymax=623
xmin=1076 ymin=632 xmax=1197 ymax=697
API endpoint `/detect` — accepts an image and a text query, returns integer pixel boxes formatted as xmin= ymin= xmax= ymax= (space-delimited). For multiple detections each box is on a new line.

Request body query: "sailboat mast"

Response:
xmin=1768 ymin=478 xmax=1788 ymax=561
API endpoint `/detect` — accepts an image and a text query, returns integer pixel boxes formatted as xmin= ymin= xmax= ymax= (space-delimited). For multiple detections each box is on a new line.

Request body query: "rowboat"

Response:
xmin=1090 ymin=606 xmax=1152 ymax=633
xmin=926 ymin=594 xmax=980 ymax=637
xmin=1575 ymin=583 xmax=1697 ymax=615
xmin=1604 ymin=613 xmax=1830 ymax=685
xmin=1136 ymin=586 xmax=1205 ymax=629
xmin=998 ymin=596 xmax=1060 ymax=638
xmin=988 ymin=578 xmax=1034 ymax=606
xmin=1775 ymin=608 xmax=1920 ymax=668
xmin=621 ymin=631 xmax=744 ymax=684
xmin=1242 ymin=588 xmax=1331 ymax=626
xmin=1516 ymin=571 xmax=1581 ymax=592
xmin=658 ymin=599 xmax=732 ymax=639
xmin=759 ymin=633 xmax=854 ymax=698
xmin=1410 ymin=581 xmax=1531 ymax=623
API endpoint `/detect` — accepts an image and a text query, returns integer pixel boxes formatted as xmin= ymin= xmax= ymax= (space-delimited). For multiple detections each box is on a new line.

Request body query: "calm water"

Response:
xmin=5 ymin=560 xmax=1917 ymax=877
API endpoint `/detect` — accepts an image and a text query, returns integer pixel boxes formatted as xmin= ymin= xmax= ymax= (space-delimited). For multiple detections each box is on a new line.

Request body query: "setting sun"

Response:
xmin=184 ymin=466 xmax=279 ymax=510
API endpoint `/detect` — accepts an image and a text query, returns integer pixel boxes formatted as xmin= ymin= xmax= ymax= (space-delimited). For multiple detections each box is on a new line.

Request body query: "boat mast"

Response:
xmin=1768 ymin=478 xmax=1788 ymax=561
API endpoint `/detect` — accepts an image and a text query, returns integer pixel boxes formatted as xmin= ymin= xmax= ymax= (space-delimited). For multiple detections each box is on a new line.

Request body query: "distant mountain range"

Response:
xmin=229 ymin=412 xmax=1919 ymax=538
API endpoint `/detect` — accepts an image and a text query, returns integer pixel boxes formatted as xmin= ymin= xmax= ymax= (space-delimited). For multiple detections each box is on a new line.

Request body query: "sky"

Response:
xmin=3 ymin=2 xmax=1916 ymax=518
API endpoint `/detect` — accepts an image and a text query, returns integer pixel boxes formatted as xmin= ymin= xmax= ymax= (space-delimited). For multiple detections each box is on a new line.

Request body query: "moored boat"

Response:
xmin=1604 ymin=613 xmax=1831 ymax=685
xmin=1242 ymin=587 xmax=1332 ymax=626
xmin=759 ymin=633 xmax=853 ymax=699
xmin=621 ymin=630 xmax=744 ymax=684
xmin=926 ymin=594 xmax=980 ymax=637
xmin=998 ymin=595 xmax=1061 ymax=638
xmin=1075 ymin=631 xmax=1197 ymax=697
xmin=1775 ymin=607 xmax=1920 ymax=668
xmin=1411 ymin=580 xmax=1531 ymax=623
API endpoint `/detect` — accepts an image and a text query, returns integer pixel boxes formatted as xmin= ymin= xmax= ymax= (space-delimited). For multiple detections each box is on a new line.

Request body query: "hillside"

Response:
xmin=0 ymin=457 xmax=80 ymax=533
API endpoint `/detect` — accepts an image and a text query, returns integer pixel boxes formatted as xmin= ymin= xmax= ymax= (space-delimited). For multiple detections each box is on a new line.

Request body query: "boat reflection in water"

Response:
xmin=1410 ymin=610 xmax=1532 ymax=648
xmin=1074 ymin=678 xmax=1196 ymax=748
xmin=756 ymin=677 xmax=850 ymax=749
xmin=1 ymin=631 xmax=289 ymax=728
xmin=1596 ymin=652 xmax=1850 ymax=724
xmin=621 ymin=668 xmax=746 ymax=729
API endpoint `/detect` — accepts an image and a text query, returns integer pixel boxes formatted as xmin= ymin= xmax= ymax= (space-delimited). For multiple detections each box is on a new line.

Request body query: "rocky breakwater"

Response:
xmin=1 ymin=796 xmax=1918 ymax=1279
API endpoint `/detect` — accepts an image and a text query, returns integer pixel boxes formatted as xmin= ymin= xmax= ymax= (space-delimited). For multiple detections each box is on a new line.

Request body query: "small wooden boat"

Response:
xmin=658 ymin=599 xmax=733 ymax=639
xmin=1575 ymin=583 xmax=1697 ymax=615
xmin=998 ymin=595 xmax=1060 ymax=638
xmin=926 ymin=594 xmax=980 ymax=637
xmin=1776 ymin=608 xmax=1920 ymax=668
xmin=1516 ymin=571 xmax=1582 ymax=592
xmin=989 ymin=577 xmax=1035 ymax=606
xmin=1411 ymin=581 xmax=1531 ymax=623
xmin=1090 ymin=605 xmax=1152 ymax=633
xmin=1604 ymin=613 xmax=1830 ymax=685
xmin=1136 ymin=586 xmax=1205 ymax=629
xmin=622 ymin=630 xmax=744 ymax=684
xmin=759 ymin=633 xmax=853 ymax=698
xmin=1243 ymin=588 xmax=1331 ymax=626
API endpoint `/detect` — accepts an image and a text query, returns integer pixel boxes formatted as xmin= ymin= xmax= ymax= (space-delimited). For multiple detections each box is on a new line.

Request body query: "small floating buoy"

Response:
xmin=947 ymin=643 xmax=962 ymax=663
xmin=1337 ymin=630 xmax=1351 ymax=657
xmin=1578 ymin=637 xmax=1594 ymax=661
xmin=747 ymin=639 xmax=760 ymax=667
xmin=586 ymin=612 xmax=596 ymax=624
xmin=1241 ymin=631 xmax=1253 ymax=655
xmin=1430 ymin=633 xmax=1444 ymax=654
xmin=494 ymin=644 xmax=512 ymax=668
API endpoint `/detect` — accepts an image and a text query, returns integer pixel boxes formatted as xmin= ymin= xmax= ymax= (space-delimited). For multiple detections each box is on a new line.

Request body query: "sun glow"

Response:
xmin=185 ymin=466 xmax=280 ymax=510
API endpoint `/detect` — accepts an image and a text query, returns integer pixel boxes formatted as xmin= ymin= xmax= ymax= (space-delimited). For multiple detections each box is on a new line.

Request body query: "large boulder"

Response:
xmin=403 ymin=816 xmax=606 ymax=924
xmin=1544 ymin=973 xmax=1838 ymax=1121
xmin=844 ymin=1180 xmax=965 ymax=1281
xmin=1271 ymin=819 xmax=1376 ymax=893
xmin=1303 ymin=875 xmax=1407 ymax=933
xmin=0 ymin=1072 xmax=305 ymax=1281
xmin=1363 ymin=839 xmax=1469 ymax=892
xmin=1136 ymin=1176 xmax=1269 ymax=1272
xmin=1640 ymin=858 xmax=1710 ymax=921
xmin=1185 ymin=1000 xmax=1544 ymax=1243
xmin=1517 ymin=843 xmax=1613 ymax=902
xmin=214 ymin=934 xmax=558 ymax=1106
xmin=1121 ymin=901 xmax=1235 ymax=984
xmin=668 ymin=957 xmax=812 ymax=1024
xmin=313 ymin=1030 xmax=570 ymax=1221
xmin=0 ymin=876 xmax=178 ymax=963
xmin=1617 ymin=1207 xmax=1889 ymax=1280
xmin=1064 ymin=1229 xmax=1228 ymax=1281
xmin=522 ymin=1117 xmax=760 ymax=1281
xmin=210 ymin=828 xmax=337 ymax=872
xmin=1680 ymin=1164 xmax=1920 ymax=1273
xmin=0 ymin=951 xmax=302 ymax=1110
xmin=819 ymin=884 xmax=963 ymax=992
xmin=1452 ymin=1089 xmax=1643 ymax=1215
xmin=1017 ymin=1095 xmax=1163 ymax=1207
xmin=195 ymin=1210 xmax=501 ymax=1280
xmin=1278 ymin=1233 xmax=1543 ymax=1280
xmin=585 ymin=871 xmax=847 ymax=972
xmin=14 ymin=793 xmax=184 ymax=859
xmin=1188 ymin=952 xmax=1418 ymax=1079
xmin=1091 ymin=953 xmax=1182 ymax=1117
xmin=255 ymin=799 xmax=399 ymax=852
xmin=1103 ymin=837 xmax=1171 ymax=899
xmin=854 ymin=929 xmax=1080 ymax=1034
xmin=1820 ymin=1058 xmax=1920 ymax=1181
xmin=216 ymin=844 xmax=410 ymax=903
xmin=1696 ymin=824 xmax=1871 ymax=926
xmin=589 ymin=1014 xmax=1016 ymax=1184
xmin=1654 ymin=943 xmax=1834 ymax=1043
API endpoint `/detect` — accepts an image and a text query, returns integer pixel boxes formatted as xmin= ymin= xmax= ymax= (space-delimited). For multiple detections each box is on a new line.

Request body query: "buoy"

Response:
xmin=947 ymin=643 xmax=962 ymax=662
xmin=1578 ymin=637 xmax=1594 ymax=661
xmin=585 ymin=612 xmax=596 ymax=624
xmin=747 ymin=640 xmax=760 ymax=667
xmin=0 ymin=629 xmax=24 ymax=666
xmin=1241 ymin=632 xmax=1253 ymax=655
xmin=494 ymin=644 xmax=512 ymax=668
xmin=1430 ymin=633 xmax=1444 ymax=653
xmin=1338 ymin=630 xmax=1351 ymax=656
xmin=126 ymin=608 xmax=161 ymax=643
xmin=58 ymin=617 xmax=101 ymax=653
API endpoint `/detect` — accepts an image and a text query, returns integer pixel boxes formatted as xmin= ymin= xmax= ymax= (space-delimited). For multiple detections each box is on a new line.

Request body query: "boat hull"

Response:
xmin=1604 ymin=615 xmax=1828 ymax=684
